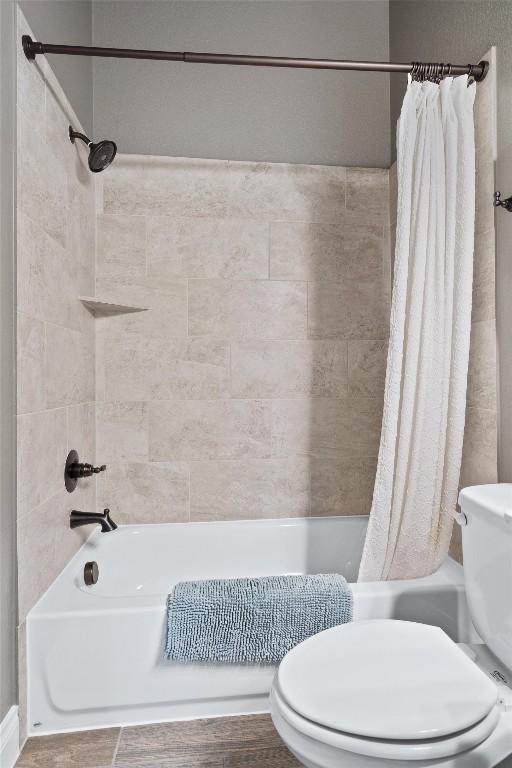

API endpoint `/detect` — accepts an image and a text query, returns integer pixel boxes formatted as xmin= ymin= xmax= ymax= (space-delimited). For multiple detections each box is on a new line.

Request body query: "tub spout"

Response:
xmin=70 ymin=508 xmax=118 ymax=533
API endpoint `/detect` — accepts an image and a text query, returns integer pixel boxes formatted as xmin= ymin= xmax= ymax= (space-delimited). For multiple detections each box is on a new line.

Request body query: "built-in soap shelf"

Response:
xmin=79 ymin=296 xmax=150 ymax=317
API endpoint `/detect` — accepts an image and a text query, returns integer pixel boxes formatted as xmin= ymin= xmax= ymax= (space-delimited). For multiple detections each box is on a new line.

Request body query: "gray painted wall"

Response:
xmin=389 ymin=0 xmax=512 ymax=481
xmin=92 ymin=0 xmax=390 ymax=167
xmin=0 ymin=0 xmax=17 ymax=724
xmin=18 ymin=0 xmax=93 ymax=134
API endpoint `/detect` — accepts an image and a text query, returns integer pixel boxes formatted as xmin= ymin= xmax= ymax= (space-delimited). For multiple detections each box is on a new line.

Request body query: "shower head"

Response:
xmin=69 ymin=126 xmax=117 ymax=173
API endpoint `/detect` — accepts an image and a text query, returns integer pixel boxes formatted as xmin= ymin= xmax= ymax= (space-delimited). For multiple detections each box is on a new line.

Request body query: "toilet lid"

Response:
xmin=277 ymin=620 xmax=498 ymax=741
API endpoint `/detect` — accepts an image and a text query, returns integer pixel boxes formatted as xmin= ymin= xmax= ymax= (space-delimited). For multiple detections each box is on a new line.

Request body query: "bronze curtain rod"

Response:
xmin=22 ymin=36 xmax=489 ymax=82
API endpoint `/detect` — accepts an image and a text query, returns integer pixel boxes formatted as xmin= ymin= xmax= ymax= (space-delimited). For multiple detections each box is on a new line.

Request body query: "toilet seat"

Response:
xmin=271 ymin=683 xmax=500 ymax=762
xmin=274 ymin=620 xmax=501 ymax=761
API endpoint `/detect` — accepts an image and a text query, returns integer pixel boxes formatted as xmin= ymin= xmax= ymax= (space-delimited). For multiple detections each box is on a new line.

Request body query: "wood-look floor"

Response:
xmin=15 ymin=714 xmax=302 ymax=767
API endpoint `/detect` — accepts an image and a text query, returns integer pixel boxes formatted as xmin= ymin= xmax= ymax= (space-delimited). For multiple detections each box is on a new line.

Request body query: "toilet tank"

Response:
xmin=459 ymin=484 xmax=512 ymax=671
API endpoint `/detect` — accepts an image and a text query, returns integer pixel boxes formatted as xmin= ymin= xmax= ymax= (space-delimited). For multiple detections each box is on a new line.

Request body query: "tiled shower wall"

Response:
xmin=16 ymin=11 xmax=97 ymax=622
xmin=95 ymin=157 xmax=390 ymax=523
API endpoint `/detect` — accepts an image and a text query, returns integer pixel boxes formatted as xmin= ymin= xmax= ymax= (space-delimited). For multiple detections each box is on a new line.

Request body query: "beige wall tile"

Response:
xmin=449 ymin=523 xmax=462 ymax=564
xmin=271 ymin=397 xmax=382 ymax=459
xmin=147 ymin=217 xmax=269 ymax=279
xmin=475 ymin=140 xmax=496 ymax=235
xmin=103 ymin=156 xmax=231 ymax=218
xmin=231 ymin=340 xmax=347 ymax=398
xmin=93 ymin=156 xmax=391 ymax=531
xmin=97 ymin=462 xmax=189 ymax=524
xmin=227 ymin=161 xmax=346 ymax=222
xmin=96 ymin=402 xmax=148 ymax=463
xmin=190 ymin=458 xmax=310 ymax=521
xmin=100 ymin=157 xmax=147 ymax=214
xmin=269 ymin=219 xmax=383 ymax=282
xmin=17 ymin=313 xmax=46 ymax=414
xmin=17 ymin=106 xmax=51 ymax=237
xmin=346 ymin=168 xmax=389 ymax=224
xmin=310 ymin=457 xmax=377 ymax=516
xmin=460 ymin=407 xmax=498 ymax=488
xmin=18 ymin=213 xmax=89 ymax=333
xmin=18 ymin=491 xmax=62 ymax=622
xmin=17 ymin=408 xmax=67 ymax=516
xmin=98 ymin=332 xmax=230 ymax=402
xmin=69 ymin=188 xmax=95 ymax=299
xmin=149 ymin=400 xmax=272 ymax=461
xmin=19 ymin=83 xmax=72 ymax=253
xmin=95 ymin=275 xmax=188 ymax=339
xmin=467 ymin=320 xmax=497 ymax=411
xmin=53 ymin=487 xmax=92 ymax=574
xmin=97 ymin=213 xmax=146 ymax=278
xmin=348 ymin=340 xmax=387 ymax=397
xmin=143 ymin=157 xmax=232 ymax=218
xmin=17 ymin=12 xmax=46 ymax=122
xmin=44 ymin=87 xmax=77 ymax=173
xmin=472 ymin=228 xmax=496 ymax=323
xmin=189 ymin=280 xmax=307 ymax=340
xmin=308 ymin=280 xmax=389 ymax=339
xmin=45 ymin=323 xmax=95 ymax=409
xmin=43 ymin=147 xmax=69 ymax=251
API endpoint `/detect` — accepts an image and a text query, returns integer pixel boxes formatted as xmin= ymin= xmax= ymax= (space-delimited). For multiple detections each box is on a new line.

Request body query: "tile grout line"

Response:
xmin=111 ymin=727 xmax=123 ymax=767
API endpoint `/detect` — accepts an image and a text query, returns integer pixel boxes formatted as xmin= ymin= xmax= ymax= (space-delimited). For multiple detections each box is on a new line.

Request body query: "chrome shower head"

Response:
xmin=69 ymin=126 xmax=117 ymax=173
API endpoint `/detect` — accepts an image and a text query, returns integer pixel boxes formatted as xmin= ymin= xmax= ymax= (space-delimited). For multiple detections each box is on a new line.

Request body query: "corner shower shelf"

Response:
xmin=79 ymin=296 xmax=150 ymax=317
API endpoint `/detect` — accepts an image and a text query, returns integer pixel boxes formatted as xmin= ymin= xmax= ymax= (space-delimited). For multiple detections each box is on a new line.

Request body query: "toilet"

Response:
xmin=270 ymin=484 xmax=512 ymax=768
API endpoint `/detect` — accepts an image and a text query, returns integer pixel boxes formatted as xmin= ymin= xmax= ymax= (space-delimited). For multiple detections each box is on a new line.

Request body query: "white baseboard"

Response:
xmin=0 ymin=706 xmax=20 ymax=768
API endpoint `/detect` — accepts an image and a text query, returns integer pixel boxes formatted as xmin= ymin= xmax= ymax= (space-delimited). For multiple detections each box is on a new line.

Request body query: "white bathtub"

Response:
xmin=27 ymin=516 xmax=474 ymax=735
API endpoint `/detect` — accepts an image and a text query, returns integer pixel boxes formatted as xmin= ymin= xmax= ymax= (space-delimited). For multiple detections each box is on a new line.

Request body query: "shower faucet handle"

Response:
xmin=65 ymin=450 xmax=107 ymax=493
xmin=69 ymin=462 xmax=107 ymax=478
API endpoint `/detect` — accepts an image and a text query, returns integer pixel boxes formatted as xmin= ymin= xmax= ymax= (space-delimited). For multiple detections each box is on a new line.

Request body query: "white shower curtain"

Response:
xmin=358 ymin=76 xmax=476 ymax=582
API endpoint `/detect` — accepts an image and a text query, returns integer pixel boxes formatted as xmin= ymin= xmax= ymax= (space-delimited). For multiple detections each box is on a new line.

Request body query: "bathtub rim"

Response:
xmin=27 ymin=514 xmax=465 ymax=620
xmin=29 ymin=514 xmax=371 ymax=617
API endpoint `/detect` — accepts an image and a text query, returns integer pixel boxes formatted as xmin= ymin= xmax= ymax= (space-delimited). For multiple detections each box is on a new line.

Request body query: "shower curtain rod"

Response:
xmin=22 ymin=36 xmax=489 ymax=82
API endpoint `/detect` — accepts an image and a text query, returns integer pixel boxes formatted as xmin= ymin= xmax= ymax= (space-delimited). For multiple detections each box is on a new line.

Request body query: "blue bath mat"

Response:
xmin=164 ymin=573 xmax=352 ymax=663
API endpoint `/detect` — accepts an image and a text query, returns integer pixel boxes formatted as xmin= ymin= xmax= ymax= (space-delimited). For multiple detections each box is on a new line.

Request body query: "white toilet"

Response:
xmin=270 ymin=484 xmax=512 ymax=768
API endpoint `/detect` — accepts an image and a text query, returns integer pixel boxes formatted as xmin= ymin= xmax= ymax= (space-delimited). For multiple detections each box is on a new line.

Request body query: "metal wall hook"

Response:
xmin=494 ymin=191 xmax=512 ymax=213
